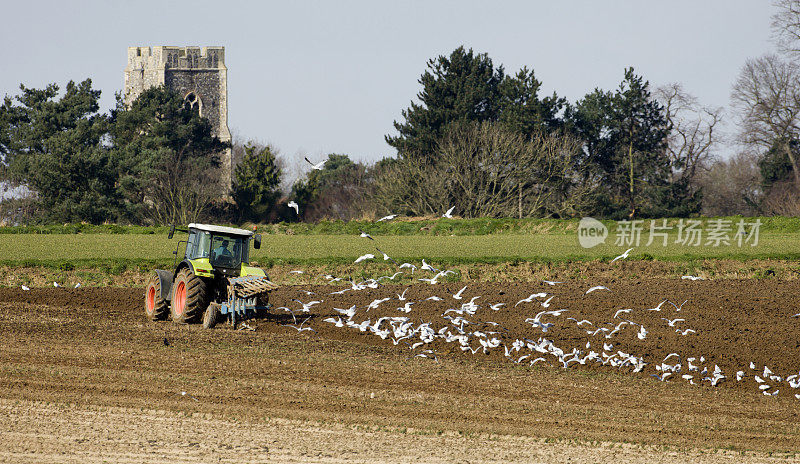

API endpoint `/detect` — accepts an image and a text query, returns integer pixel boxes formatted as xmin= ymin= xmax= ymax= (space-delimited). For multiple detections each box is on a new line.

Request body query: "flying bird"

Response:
xmin=442 ymin=206 xmax=455 ymax=218
xmin=543 ymin=280 xmax=562 ymax=286
xmin=354 ymin=253 xmax=375 ymax=264
xmin=375 ymin=247 xmax=399 ymax=266
xmin=610 ymin=248 xmax=634 ymax=263
xmin=515 ymin=293 xmax=548 ymax=307
xmin=399 ymin=262 xmax=417 ymax=273
xmin=287 ymin=201 xmax=299 ymax=215
xmin=681 ymin=275 xmax=705 ymax=281
xmin=614 ymin=308 xmax=632 ymax=318
xmin=452 ymin=285 xmax=467 ymax=300
xmin=376 ymin=214 xmax=397 ymax=222
xmin=359 ymin=230 xmax=374 ymax=240
xmin=304 ymin=157 xmax=326 ymax=170
xmin=421 ymin=259 xmax=438 ymax=272
xmin=585 ymin=285 xmax=609 ymax=294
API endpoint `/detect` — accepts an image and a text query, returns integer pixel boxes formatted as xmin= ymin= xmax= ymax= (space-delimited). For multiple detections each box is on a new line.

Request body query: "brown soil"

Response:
xmin=1 ymin=277 xmax=799 ymax=462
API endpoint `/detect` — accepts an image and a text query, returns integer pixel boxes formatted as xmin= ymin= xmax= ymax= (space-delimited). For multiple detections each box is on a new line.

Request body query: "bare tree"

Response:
xmin=772 ymin=0 xmax=800 ymax=56
xmin=655 ymin=83 xmax=722 ymax=186
xmin=731 ymin=54 xmax=800 ymax=188
xmin=696 ymin=151 xmax=761 ymax=216
xmin=373 ymin=122 xmax=593 ymax=218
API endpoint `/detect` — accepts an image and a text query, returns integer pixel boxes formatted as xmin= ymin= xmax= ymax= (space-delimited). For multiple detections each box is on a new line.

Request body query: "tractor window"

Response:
xmin=195 ymin=232 xmax=211 ymax=258
xmin=209 ymin=235 xmax=246 ymax=268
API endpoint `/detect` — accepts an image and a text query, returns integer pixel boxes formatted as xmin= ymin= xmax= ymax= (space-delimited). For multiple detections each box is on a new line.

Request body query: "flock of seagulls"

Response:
xmin=275 ymin=234 xmax=800 ymax=401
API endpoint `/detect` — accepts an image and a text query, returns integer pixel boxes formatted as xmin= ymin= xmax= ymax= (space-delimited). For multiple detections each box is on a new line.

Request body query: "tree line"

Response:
xmin=3 ymin=0 xmax=800 ymax=224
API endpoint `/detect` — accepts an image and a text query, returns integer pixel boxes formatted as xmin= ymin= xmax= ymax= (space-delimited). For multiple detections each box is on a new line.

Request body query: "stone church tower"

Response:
xmin=123 ymin=46 xmax=232 ymax=192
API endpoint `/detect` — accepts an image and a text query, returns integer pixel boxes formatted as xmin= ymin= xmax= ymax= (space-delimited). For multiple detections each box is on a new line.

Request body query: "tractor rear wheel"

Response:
xmin=170 ymin=268 xmax=209 ymax=324
xmin=145 ymin=274 xmax=169 ymax=321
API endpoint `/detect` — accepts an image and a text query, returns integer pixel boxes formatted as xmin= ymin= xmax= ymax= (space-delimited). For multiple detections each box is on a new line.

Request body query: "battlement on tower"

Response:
xmin=126 ymin=46 xmax=226 ymax=72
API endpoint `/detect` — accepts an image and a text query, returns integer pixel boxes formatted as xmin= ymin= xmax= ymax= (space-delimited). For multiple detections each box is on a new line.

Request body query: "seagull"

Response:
xmin=397 ymin=288 xmax=409 ymax=301
xmin=292 ymin=299 xmax=321 ymax=312
xmin=367 ymin=297 xmax=391 ymax=310
xmin=425 ymin=296 xmax=443 ymax=301
xmin=543 ymin=280 xmax=562 ymax=286
xmin=74 ymin=283 xmax=81 ymax=288
xmin=322 ymin=317 xmax=345 ymax=327
xmin=421 ymin=259 xmax=438 ymax=272
xmin=676 ymin=328 xmax=696 ymax=336
xmin=540 ymin=295 xmax=555 ymax=308
xmin=585 ymin=285 xmax=609 ymax=294
xmin=661 ymin=317 xmax=685 ymax=327
xmin=636 ymin=325 xmax=648 ymax=340
xmin=489 ymin=303 xmax=505 ymax=311
xmin=21 ymin=285 xmax=30 ymax=291
xmin=53 ymin=282 xmax=60 ymax=288
xmin=359 ymin=230 xmax=374 ymax=241
xmin=442 ymin=206 xmax=455 ymax=218
xmin=399 ymin=262 xmax=417 ymax=273
xmin=287 ymin=201 xmax=299 ymax=214
xmin=793 ymin=313 xmax=800 ymax=317
xmin=681 ymin=275 xmax=705 ymax=281
xmin=647 ymin=300 xmax=669 ymax=311
xmin=289 ymin=270 xmax=304 ymax=274
xmin=515 ymin=293 xmax=547 ymax=307
xmin=610 ymin=248 xmax=634 ymax=263
xmin=736 ymin=371 xmax=745 ymax=381
xmin=333 ymin=305 xmax=357 ymax=319
xmin=285 ymin=316 xmax=316 ymax=333
xmin=375 ymin=247 xmax=399 ymax=266
xmin=452 ymin=285 xmax=467 ymax=300
xmin=354 ymin=253 xmax=375 ymax=264
xmin=304 ymin=156 xmax=325 ymax=170
xmin=376 ymin=214 xmax=397 ymax=222
xmin=176 ymin=391 xmax=199 ymax=402
xmin=614 ymin=308 xmax=632 ymax=318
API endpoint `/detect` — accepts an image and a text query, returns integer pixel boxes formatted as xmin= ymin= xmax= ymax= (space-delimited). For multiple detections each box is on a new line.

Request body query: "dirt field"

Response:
xmin=1 ymin=276 xmax=800 ymax=462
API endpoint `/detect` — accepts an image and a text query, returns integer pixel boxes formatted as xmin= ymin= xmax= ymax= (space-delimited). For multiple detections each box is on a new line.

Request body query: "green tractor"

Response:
xmin=144 ymin=223 xmax=278 ymax=328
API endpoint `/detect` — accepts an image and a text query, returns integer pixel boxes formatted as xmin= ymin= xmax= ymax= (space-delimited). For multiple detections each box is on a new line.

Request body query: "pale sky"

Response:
xmin=0 ymin=1 xmax=776 ymax=167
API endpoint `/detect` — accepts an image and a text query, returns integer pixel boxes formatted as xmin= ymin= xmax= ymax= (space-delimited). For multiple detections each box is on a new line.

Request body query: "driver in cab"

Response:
xmin=213 ymin=239 xmax=233 ymax=260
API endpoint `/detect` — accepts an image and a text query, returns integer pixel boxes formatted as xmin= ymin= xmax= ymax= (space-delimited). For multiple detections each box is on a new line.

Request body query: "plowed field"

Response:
xmin=1 ymin=277 xmax=799 ymax=463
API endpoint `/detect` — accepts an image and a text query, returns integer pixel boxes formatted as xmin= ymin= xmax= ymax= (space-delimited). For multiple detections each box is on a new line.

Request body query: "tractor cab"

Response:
xmin=171 ymin=223 xmax=263 ymax=278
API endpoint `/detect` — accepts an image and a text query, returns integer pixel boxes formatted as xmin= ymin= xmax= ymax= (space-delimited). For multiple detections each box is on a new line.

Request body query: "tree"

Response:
xmin=374 ymin=121 xmax=591 ymax=218
xmin=386 ymin=47 xmax=567 ymax=162
xmin=731 ymin=54 xmax=800 ymax=189
xmin=232 ymin=143 xmax=282 ymax=222
xmin=655 ymin=83 xmax=722 ymax=186
xmin=111 ymin=86 xmax=228 ymax=225
xmin=2 ymin=79 xmax=120 ymax=223
xmin=498 ymin=67 xmax=566 ymax=138
xmin=772 ymin=0 xmax=800 ymax=56
xmin=568 ymin=68 xmax=685 ymax=218
xmin=696 ymin=151 xmax=761 ymax=216
xmin=290 ymin=154 xmax=371 ymax=221
xmin=386 ymin=46 xmax=504 ymax=161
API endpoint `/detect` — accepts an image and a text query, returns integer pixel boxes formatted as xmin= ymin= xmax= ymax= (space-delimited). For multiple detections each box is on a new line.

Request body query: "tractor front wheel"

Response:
xmin=145 ymin=274 xmax=169 ymax=321
xmin=170 ymin=268 xmax=209 ymax=324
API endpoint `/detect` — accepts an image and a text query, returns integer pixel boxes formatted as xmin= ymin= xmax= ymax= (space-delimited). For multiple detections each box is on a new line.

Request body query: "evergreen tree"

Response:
xmin=568 ymin=68 xmax=689 ymax=218
xmin=498 ymin=67 xmax=566 ymax=137
xmin=110 ymin=86 xmax=228 ymax=224
xmin=232 ymin=143 xmax=282 ymax=222
xmin=386 ymin=46 xmax=504 ymax=161
xmin=2 ymin=79 xmax=120 ymax=223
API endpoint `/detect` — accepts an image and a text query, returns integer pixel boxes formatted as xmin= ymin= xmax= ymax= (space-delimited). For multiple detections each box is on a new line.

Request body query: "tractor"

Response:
xmin=144 ymin=223 xmax=278 ymax=328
